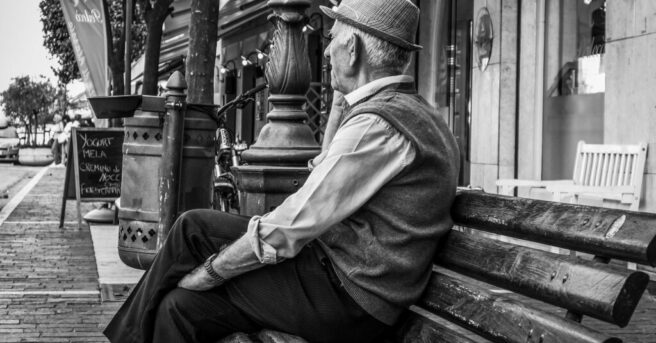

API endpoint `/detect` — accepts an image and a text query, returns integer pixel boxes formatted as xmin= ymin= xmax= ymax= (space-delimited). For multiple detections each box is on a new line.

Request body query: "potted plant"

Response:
xmin=1 ymin=76 xmax=62 ymax=166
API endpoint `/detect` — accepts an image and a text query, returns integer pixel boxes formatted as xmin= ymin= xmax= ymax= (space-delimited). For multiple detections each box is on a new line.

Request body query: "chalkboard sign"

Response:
xmin=60 ymin=127 xmax=124 ymax=228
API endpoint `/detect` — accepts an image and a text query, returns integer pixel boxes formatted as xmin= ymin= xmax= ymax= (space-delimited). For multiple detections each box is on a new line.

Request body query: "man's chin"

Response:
xmin=330 ymin=82 xmax=344 ymax=94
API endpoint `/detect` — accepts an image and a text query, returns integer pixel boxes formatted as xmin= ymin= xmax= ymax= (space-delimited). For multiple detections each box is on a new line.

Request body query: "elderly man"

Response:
xmin=104 ymin=0 xmax=459 ymax=342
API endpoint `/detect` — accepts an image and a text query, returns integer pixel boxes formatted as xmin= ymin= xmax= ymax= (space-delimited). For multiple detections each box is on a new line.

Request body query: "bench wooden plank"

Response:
xmin=452 ymin=190 xmax=656 ymax=265
xmin=218 ymin=330 xmax=308 ymax=343
xmin=417 ymin=272 xmax=622 ymax=343
xmin=390 ymin=310 xmax=488 ymax=343
xmin=435 ymin=230 xmax=649 ymax=327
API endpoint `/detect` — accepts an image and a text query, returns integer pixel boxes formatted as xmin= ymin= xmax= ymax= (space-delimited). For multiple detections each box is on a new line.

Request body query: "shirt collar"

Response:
xmin=343 ymin=75 xmax=415 ymax=106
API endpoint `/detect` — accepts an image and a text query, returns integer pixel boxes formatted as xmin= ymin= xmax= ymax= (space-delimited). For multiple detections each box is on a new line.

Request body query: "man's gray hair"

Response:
xmin=332 ymin=21 xmax=412 ymax=74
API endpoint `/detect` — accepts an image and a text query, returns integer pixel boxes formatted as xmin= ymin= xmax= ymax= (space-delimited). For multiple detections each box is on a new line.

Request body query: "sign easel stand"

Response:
xmin=59 ymin=127 xmax=124 ymax=229
xmin=59 ymin=142 xmax=74 ymax=229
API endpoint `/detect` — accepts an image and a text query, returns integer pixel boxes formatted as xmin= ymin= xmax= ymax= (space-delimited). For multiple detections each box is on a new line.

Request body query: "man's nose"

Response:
xmin=323 ymin=44 xmax=330 ymax=59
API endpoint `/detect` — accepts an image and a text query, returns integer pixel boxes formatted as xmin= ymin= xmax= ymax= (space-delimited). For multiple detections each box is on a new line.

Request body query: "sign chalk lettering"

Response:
xmin=60 ymin=127 xmax=124 ymax=228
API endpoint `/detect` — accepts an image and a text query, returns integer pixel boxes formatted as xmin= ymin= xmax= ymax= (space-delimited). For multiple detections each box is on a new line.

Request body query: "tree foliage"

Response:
xmin=39 ymin=0 xmax=79 ymax=85
xmin=39 ymin=0 xmax=147 ymax=89
xmin=109 ymin=1 xmax=147 ymax=63
xmin=1 ymin=76 xmax=58 ymax=146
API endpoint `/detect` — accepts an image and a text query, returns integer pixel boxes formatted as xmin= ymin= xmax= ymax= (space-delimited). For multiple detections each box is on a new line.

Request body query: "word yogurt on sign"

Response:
xmin=79 ymin=133 xmax=115 ymax=149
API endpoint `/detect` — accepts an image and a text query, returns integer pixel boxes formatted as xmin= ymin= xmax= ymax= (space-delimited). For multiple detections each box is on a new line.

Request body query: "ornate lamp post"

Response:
xmin=233 ymin=0 xmax=321 ymax=216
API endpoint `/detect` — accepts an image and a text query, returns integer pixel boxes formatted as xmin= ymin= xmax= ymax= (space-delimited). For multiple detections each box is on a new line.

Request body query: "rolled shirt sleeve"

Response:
xmin=247 ymin=113 xmax=416 ymax=264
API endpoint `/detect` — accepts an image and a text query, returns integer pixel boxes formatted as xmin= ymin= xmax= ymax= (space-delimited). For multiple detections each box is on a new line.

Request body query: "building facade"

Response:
xmin=420 ymin=0 xmax=655 ymax=213
xmin=133 ymin=0 xmax=655 ymax=212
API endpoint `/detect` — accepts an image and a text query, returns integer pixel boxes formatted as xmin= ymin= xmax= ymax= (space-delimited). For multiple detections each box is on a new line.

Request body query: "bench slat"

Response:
xmin=452 ymin=190 xmax=656 ymax=265
xmin=390 ymin=310 xmax=488 ymax=343
xmin=218 ymin=330 xmax=309 ymax=343
xmin=435 ymin=230 xmax=649 ymax=327
xmin=418 ymin=272 xmax=622 ymax=343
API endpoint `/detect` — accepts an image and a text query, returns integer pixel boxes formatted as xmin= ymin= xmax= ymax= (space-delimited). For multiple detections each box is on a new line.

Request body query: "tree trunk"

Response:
xmin=108 ymin=60 xmax=125 ymax=127
xmin=104 ymin=0 xmax=125 ymax=96
xmin=42 ymin=123 xmax=47 ymax=145
xmin=33 ymin=112 xmax=38 ymax=146
xmin=25 ymin=124 xmax=31 ymax=147
xmin=186 ymin=0 xmax=219 ymax=104
xmin=110 ymin=68 xmax=125 ymax=96
xmin=142 ymin=0 xmax=173 ymax=95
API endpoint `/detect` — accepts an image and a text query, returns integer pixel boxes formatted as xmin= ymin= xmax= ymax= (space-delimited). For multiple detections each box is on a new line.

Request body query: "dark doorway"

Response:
xmin=448 ymin=0 xmax=473 ymax=186
xmin=240 ymin=65 xmax=258 ymax=144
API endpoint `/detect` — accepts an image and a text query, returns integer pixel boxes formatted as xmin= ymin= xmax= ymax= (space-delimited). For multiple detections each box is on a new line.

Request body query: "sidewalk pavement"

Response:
xmin=0 ymin=166 xmax=142 ymax=342
xmin=0 ymin=165 xmax=654 ymax=342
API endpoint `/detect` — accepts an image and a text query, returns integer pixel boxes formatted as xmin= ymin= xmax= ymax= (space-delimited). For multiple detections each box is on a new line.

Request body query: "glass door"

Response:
xmin=542 ymin=0 xmax=606 ymax=179
xmin=417 ymin=0 xmax=473 ymax=186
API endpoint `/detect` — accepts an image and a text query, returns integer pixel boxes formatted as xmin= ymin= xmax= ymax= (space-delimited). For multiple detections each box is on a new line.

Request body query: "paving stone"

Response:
xmin=0 ymin=168 xmax=115 ymax=342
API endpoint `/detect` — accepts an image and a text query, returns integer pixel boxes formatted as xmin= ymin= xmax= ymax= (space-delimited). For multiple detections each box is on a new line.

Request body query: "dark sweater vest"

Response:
xmin=317 ymin=82 xmax=460 ymax=325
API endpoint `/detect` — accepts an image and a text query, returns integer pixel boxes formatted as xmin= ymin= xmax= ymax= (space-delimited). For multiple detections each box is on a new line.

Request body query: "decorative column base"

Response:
xmin=233 ymin=165 xmax=310 ymax=216
xmin=240 ymin=95 xmax=320 ymax=166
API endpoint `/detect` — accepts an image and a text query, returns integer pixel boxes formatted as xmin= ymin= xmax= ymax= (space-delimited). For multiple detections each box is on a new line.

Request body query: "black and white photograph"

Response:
xmin=0 ymin=0 xmax=654 ymax=342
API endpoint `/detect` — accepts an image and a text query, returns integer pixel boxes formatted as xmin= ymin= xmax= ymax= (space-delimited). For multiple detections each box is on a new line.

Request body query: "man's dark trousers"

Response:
xmin=103 ymin=209 xmax=388 ymax=343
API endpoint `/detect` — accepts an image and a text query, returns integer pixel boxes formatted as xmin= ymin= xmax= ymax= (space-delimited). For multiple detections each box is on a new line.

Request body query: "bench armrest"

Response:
xmin=545 ymin=184 xmax=636 ymax=202
xmin=545 ymin=184 xmax=635 ymax=195
xmin=495 ymin=179 xmax=574 ymax=195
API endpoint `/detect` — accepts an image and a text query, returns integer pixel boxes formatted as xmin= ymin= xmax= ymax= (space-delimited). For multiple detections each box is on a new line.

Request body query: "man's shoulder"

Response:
xmin=348 ymin=90 xmax=432 ymax=123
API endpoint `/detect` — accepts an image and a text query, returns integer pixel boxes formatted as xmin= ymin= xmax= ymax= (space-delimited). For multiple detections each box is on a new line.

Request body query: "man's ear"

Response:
xmin=347 ymin=33 xmax=361 ymax=68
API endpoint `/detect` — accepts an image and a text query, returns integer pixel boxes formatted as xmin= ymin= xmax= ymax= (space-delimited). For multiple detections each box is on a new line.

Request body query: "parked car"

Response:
xmin=0 ymin=125 xmax=20 ymax=162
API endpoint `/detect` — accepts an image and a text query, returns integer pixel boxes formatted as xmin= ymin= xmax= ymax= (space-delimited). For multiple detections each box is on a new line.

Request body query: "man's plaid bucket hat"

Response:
xmin=320 ymin=0 xmax=423 ymax=51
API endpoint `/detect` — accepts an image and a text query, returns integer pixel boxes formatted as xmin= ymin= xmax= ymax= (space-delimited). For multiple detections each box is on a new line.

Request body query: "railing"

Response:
xmin=304 ymin=81 xmax=332 ymax=144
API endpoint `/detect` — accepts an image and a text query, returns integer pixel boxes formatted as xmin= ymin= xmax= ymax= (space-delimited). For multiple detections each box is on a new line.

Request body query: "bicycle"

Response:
xmin=206 ymin=84 xmax=268 ymax=212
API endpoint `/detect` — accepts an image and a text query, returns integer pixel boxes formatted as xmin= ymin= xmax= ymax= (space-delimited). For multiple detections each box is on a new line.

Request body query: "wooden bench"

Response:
xmin=496 ymin=141 xmax=648 ymax=211
xmin=219 ymin=189 xmax=655 ymax=343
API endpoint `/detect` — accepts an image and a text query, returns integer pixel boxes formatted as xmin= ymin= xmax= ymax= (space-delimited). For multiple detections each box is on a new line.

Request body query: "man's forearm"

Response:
xmin=212 ymin=235 xmax=265 ymax=280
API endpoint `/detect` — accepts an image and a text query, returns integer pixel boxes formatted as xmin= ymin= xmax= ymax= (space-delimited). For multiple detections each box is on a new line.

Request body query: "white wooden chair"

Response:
xmin=496 ymin=141 xmax=648 ymax=211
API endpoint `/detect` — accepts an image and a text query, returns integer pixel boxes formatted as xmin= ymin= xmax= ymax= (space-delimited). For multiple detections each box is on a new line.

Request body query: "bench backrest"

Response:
xmin=393 ymin=190 xmax=655 ymax=343
xmin=572 ymin=141 xmax=648 ymax=207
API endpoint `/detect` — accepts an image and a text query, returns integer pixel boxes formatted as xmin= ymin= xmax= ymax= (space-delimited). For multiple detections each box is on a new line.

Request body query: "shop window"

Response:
xmin=542 ymin=0 xmax=606 ymax=180
xmin=547 ymin=0 xmax=606 ymax=97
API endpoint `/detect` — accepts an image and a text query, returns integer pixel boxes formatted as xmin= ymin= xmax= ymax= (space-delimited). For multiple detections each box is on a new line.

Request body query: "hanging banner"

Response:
xmin=60 ymin=0 xmax=108 ymax=97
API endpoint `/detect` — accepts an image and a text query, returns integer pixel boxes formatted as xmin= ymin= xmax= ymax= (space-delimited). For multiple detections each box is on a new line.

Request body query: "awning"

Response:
xmin=131 ymin=0 xmax=192 ymax=82
xmin=130 ymin=0 xmax=271 ymax=83
xmin=218 ymin=0 xmax=269 ymax=38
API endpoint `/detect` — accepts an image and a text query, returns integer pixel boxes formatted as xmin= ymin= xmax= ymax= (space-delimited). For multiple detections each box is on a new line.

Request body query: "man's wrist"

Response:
xmin=204 ymin=253 xmax=226 ymax=285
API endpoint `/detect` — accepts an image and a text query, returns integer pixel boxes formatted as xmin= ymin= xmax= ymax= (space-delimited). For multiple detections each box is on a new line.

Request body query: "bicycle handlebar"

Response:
xmin=189 ymin=84 xmax=268 ymax=125
xmin=216 ymin=83 xmax=268 ymax=117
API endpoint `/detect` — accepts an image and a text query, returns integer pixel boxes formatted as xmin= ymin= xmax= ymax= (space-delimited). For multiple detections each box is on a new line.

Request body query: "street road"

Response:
xmin=0 ymin=162 xmax=45 ymax=211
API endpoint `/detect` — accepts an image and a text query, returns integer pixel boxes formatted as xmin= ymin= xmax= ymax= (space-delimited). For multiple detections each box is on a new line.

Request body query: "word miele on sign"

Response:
xmin=75 ymin=9 xmax=103 ymax=24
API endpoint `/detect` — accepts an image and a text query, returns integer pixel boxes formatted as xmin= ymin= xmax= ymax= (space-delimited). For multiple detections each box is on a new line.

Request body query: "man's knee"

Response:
xmin=156 ymin=288 xmax=193 ymax=321
xmin=169 ymin=209 xmax=212 ymax=237
xmin=171 ymin=209 xmax=247 ymax=242
xmin=176 ymin=209 xmax=209 ymax=226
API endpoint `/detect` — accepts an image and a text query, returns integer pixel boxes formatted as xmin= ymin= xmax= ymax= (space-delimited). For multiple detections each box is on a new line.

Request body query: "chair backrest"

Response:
xmin=572 ymin=141 xmax=648 ymax=206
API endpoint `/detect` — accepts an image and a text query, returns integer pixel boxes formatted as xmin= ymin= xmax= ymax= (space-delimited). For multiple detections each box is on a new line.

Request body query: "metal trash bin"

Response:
xmin=117 ymin=105 xmax=216 ymax=270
